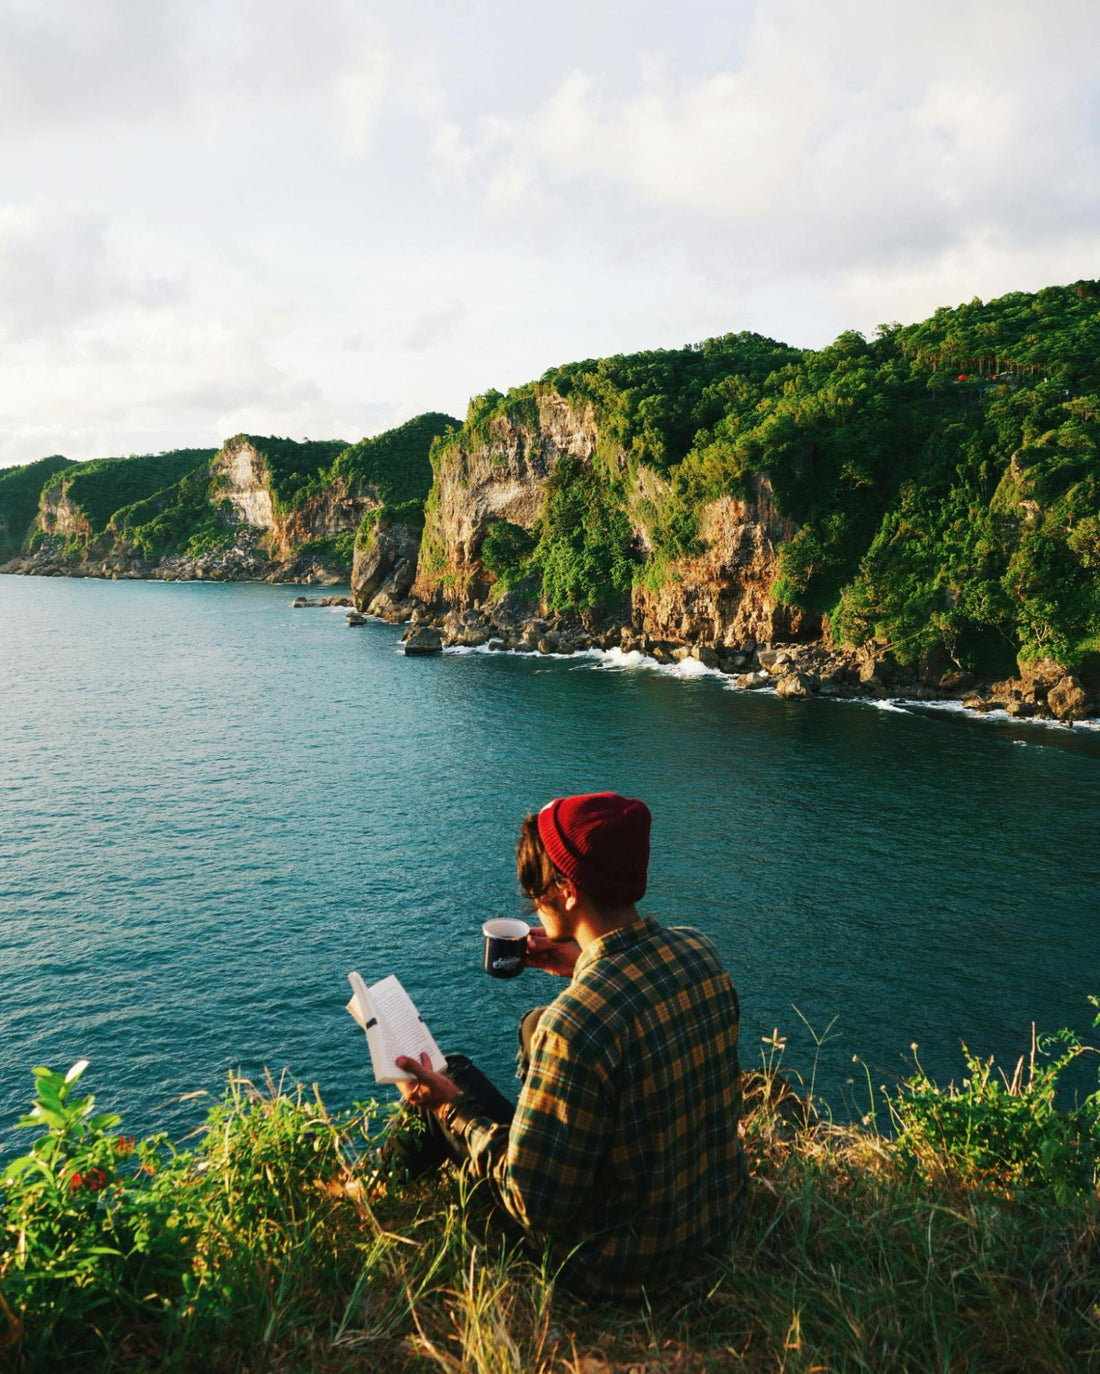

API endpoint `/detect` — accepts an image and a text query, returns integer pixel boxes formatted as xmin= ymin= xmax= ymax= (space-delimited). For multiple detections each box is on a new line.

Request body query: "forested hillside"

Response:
xmin=457 ymin=280 xmax=1100 ymax=674
xmin=0 ymin=455 xmax=75 ymax=558
xmin=1 ymin=415 xmax=457 ymax=577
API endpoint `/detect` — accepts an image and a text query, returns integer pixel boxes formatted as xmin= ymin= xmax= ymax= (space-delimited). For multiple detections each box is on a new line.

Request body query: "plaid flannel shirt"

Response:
xmin=462 ymin=916 xmax=746 ymax=1296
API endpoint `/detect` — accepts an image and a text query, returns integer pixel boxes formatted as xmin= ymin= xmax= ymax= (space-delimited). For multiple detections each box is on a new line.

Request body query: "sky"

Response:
xmin=1 ymin=0 xmax=1098 ymax=469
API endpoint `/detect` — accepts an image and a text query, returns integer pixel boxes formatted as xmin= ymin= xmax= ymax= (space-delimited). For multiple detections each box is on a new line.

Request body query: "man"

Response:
xmin=394 ymin=791 xmax=747 ymax=1298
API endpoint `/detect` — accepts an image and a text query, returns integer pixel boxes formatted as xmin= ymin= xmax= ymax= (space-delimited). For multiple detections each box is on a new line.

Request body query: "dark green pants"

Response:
xmin=381 ymin=1006 xmax=547 ymax=1178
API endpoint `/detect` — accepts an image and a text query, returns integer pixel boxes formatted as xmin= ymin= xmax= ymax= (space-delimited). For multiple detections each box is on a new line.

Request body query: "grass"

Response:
xmin=1 ymin=1017 xmax=1098 ymax=1373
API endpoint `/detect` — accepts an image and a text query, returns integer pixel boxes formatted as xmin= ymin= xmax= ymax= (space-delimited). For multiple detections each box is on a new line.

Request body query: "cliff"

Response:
xmin=208 ymin=436 xmax=373 ymax=580
xmin=0 ymin=455 xmax=76 ymax=559
xmin=632 ymin=480 xmax=817 ymax=646
xmin=405 ymin=389 xmax=808 ymax=650
xmin=0 ymin=418 xmax=456 ymax=585
xmin=381 ymin=286 xmax=1100 ymax=718
xmin=412 ymin=391 xmax=602 ymax=608
xmin=36 ymin=480 xmax=93 ymax=543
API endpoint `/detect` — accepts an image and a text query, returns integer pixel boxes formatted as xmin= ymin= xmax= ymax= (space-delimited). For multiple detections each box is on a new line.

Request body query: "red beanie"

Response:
xmin=537 ymin=792 xmax=651 ymax=905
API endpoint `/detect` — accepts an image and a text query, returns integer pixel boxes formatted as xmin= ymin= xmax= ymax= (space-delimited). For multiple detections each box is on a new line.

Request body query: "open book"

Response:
xmin=346 ymin=971 xmax=446 ymax=1084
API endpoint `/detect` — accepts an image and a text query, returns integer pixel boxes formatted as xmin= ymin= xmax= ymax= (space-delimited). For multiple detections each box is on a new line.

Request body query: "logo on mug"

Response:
xmin=492 ymin=955 xmax=522 ymax=971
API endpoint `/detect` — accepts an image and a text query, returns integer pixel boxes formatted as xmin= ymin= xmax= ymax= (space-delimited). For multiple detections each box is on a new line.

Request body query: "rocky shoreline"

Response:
xmin=334 ymin=587 xmax=1097 ymax=725
xmin=5 ymin=551 xmax=1094 ymax=723
xmin=0 ymin=529 xmax=348 ymax=587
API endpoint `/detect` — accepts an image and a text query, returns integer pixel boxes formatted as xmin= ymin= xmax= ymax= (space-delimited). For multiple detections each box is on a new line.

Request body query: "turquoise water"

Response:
xmin=2 ymin=576 xmax=1098 ymax=1145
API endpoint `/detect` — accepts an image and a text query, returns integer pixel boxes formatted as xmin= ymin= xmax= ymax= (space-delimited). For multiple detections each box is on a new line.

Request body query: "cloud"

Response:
xmin=337 ymin=40 xmax=389 ymax=157
xmin=0 ymin=208 xmax=186 ymax=343
xmin=1 ymin=0 xmax=1098 ymax=471
xmin=0 ymin=0 xmax=394 ymax=139
xmin=401 ymin=300 xmax=469 ymax=352
xmin=425 ymin=0 xmax=1100 ymax=287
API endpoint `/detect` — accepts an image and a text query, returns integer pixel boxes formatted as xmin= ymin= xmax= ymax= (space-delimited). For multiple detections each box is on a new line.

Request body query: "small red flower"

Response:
xmin=84 ymin=1168 xmax=107 ymax=1193
xmin=115 ymin=1135 xmax=135 ymax=1156
xmin=70 ymin=1172 xmax=84 ymax=1192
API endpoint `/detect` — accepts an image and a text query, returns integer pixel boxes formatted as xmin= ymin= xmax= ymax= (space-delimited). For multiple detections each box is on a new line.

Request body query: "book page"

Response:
xmin=368 ymin=974 xmax=445 ymax=1078
xmin=346 ymin=970 xmax=445 ymax=1083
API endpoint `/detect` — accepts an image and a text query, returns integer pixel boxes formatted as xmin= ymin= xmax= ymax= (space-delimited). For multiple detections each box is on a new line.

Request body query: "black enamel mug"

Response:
xmin=482 ymin=918 xmax=529 ymax=979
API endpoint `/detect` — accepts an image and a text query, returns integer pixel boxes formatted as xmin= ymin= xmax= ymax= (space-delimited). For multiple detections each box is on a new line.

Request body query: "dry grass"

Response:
xmin=2 ymin=1047 xmax=1098 ymax=1374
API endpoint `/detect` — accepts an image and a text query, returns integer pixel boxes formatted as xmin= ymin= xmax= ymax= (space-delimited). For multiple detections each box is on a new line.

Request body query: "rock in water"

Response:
xmin=1048 ymin=675 xmax=1088 ymax=722
xmin=346 ymin=610 xmax=368 ymax=626
xmin=404 ymin=627 xmax=443 ymax=656
xmin=775 ymin=671 xmax=815 ymax=699
xmin=294 ymin=595 xmax=352 ymax=608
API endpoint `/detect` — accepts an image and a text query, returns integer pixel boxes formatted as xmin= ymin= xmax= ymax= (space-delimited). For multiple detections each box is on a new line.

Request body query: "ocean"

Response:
xmin=2 ymin=575 xmax=1098 ymax=1145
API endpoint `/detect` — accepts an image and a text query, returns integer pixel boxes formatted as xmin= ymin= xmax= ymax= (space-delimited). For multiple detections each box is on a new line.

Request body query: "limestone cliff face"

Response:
xmin=37 ymin=481 xmax=93 ymax=541
xmin=410 ymin=392 xmax=810 ymax=647
xmin=214 ymin=439 xmax=375 ymax=562
xmin=632 ymin=478 xmax=819 ymax=646
xmin=412 ymin=393 xmax=600 ymax=607
xmin=351 ymin=520 xmax=420 ymax=612
xmin=274 ymin=480 xmax=377 ymax=560
xmin=216 ymin=440 xmax=277 ymax=531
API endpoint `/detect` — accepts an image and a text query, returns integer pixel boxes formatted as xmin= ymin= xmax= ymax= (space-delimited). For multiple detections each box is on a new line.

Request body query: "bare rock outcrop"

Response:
xmin=36 ymin=481 xmax=93 ymax=542
xmin=217 ymin=440 xmax=278 ymax=531
xmin=1047 ymin=675 xmax=1089 ymax=722
xmin=631 ymin=479 xmax=819 ymax=647
xmin=403 ymin=626 xmax=443 ymax=656
xmin=272 ymin=477 xmax=376 ymax=562
xmin=352 ymin=520 xmax=421 ymax=612
xmin=412 ymin=393 xmax=600 ymax=609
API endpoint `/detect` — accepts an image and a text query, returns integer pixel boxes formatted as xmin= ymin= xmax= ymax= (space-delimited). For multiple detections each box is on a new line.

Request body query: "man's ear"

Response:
xmin=560 ymin=877 xmax=580 ymax=911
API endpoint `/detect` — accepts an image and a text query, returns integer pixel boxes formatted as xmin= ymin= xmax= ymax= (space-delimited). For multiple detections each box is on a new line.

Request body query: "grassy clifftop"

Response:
xmin=2 ymin=1012 xmax=1098 ymax=1372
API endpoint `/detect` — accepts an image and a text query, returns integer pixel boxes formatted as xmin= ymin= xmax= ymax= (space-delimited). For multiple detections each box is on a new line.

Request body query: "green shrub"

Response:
xmin=480 ymin=519 xmax=538 ymax=592
xmin=109 ymin=467 xmax=226 ymax=562
xmin=0 ymin=1062 xmax=187 ymax=1364
xmin=889 ymin=1009 xmax=1100 ymax=1204
xmin=329 ymin=413 xmax=458 ymax=510
xmin=530 ymin=461 xmax=638 ymax=612
xmin=294 ymin=532 xmax=357 ymax=567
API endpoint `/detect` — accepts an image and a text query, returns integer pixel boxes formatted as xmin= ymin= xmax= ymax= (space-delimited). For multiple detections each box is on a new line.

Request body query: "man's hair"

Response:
xmin=516 ymin=811 xmax=626 ymax=915
xmin=516 ymin=813 xmax=562 ymax=901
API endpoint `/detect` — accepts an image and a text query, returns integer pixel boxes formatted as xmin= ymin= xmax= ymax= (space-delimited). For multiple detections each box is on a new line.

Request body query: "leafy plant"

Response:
xmin=530 ymin=460 xmax=638 ymax=612
xmin=888 ymin=1009 xmax=1100 ymax=1203
xmin=0 ymin=1061 xmax=183 ymax=1363
xmin=480 ymin=520 xmax=538 ymax=592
